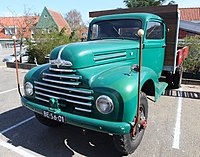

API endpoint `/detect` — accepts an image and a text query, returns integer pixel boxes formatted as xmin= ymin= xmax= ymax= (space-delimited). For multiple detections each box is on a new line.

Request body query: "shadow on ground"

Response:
xmin=0 ymin=106 xmax=121 ymax=157
xmin=163 ymin=89 xmax=200 ymax=100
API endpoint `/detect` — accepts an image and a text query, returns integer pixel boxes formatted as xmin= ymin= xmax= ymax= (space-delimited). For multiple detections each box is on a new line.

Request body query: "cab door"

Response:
xmin=142 ymin=20 xmax=166 ymax=77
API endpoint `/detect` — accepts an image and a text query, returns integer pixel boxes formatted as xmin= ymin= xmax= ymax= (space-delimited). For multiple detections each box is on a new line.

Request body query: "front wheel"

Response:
xmin=34 ymin=112 xmax=62 ymax=127
xmin=113 ymin=92 xmax=148 ymax=155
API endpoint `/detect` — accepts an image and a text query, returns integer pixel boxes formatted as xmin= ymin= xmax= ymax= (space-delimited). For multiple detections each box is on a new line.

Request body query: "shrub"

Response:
xmin=179 ymin=35 xmax=200 ymax=73
xmin=27 ymin=29 xmax=80 ymax=64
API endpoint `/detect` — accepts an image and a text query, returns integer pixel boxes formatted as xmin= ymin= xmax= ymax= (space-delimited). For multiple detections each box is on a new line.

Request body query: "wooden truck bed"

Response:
xmin=89 ymin=5 xmax=180 ymax=72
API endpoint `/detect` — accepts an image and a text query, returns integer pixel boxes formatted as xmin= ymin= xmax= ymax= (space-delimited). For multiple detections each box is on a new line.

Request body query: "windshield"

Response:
xmin=89 ymin=19 xmax=142 ymax=40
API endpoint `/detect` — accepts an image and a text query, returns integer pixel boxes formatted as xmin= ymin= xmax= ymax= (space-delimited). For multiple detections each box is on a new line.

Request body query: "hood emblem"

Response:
xmin=50 ymin=59 xmax=72 ymax=68
xmin=49 ymin=45 xmax=72 ymax=68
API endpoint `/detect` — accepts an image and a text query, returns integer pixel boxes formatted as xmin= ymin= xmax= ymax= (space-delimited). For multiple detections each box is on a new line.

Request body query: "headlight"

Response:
xmin=24 ymin=82 xmax=34 ymax=96
xmin=96 ymin=95 xmax=114 ymax=114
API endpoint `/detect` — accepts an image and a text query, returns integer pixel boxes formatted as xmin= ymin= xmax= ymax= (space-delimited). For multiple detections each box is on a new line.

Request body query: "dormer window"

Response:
xmin=4 ymin=26 xmax=17 ymax=36
xmin=44 ymin=15 xmax=48 ymax=18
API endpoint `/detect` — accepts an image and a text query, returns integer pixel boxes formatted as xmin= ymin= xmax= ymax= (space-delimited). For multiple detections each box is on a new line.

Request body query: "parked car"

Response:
xmin=3 ymin=47 xmax=29 ymax=63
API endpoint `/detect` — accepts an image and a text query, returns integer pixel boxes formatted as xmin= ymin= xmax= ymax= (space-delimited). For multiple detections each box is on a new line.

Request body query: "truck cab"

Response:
xmin=89 ymin=13 xmax=166 ymax=77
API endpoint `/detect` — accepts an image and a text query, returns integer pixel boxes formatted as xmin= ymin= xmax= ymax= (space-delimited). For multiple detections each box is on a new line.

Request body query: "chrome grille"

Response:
xmin=34 ymin=68 xmax=93 ymax=113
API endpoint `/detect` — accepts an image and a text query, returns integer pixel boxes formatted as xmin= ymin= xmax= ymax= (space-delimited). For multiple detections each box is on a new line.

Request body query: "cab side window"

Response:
xmin=146 ymin=21 xmax=164 ymax=39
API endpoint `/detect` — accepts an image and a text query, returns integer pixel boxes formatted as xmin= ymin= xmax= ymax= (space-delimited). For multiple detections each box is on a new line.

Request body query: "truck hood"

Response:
xmin=49 ymin=39 xmax=139 ymax=69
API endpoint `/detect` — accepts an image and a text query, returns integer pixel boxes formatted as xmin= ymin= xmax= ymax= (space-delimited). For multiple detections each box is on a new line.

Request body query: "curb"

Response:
xmin=182 ymin=78 xmax=200 ymax=86
xmin=6 ymin=62 xmax=36 ymax=70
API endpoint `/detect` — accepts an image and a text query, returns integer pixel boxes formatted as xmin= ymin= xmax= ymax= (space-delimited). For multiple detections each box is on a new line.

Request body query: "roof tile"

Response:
xmin=179 ymin=8 xmax=200 ymax=21
xmin=0 ymin=16 xmax=39 ymax=27
xmin=47 ymin=9 xmax=71 ymax=33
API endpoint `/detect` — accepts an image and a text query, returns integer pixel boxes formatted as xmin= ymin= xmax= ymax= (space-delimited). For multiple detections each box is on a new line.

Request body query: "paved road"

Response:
xmin=0 ymin=63 xmax=200 ymax=156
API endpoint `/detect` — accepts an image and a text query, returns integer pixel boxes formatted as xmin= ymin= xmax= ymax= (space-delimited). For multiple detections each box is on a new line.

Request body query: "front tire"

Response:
xmin=113 ymin=92 xmax=148 ymax=155
xmin=35 ymin=112 xmax=62 ymax=127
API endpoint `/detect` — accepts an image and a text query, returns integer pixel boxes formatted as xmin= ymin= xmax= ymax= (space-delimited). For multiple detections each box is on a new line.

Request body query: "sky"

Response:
xmin=0 ymin=0 xmax=199 ymax=23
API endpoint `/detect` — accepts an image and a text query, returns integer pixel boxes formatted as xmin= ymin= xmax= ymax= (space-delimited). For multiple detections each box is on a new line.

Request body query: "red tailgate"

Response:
xmin=177 ymin=46 xmax=189 ymax=66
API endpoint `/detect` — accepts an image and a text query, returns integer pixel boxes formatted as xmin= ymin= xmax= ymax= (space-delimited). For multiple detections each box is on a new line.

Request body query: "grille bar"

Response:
xmin=35 ymin=86 xmax=93 ymax=101
xmin=34 ymin=81 xmax=92 ymax=94
xmin=43 ymin=73 xmax=81 ymax=80
xmin=75 ymin=107 xmax=92 ymax=113
xmin=49 ymin=68 xmax=75 ymax=73
xmin=42 ymin=78 xmax=80 ymax=86
xmin=35 ymin=91 xmax=92 ymax=107
xmin=35 ymin=96 xmax=92 ymax=113
xmin=35 ymin=96 xmax=49 ymax=102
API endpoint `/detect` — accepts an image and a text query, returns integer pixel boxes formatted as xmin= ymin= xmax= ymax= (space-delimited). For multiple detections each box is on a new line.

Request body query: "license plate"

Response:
xmin=43 ymin=111 xmax=65 ymax=123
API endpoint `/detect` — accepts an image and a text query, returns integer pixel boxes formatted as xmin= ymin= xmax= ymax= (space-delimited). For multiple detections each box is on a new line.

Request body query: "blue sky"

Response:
xmin=0 ymin=0 xmax=199 ymax=23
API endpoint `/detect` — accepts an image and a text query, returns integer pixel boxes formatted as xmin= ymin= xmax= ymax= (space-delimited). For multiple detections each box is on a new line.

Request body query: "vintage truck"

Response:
xmin=21 ymin=5 xmax=188 ymax=155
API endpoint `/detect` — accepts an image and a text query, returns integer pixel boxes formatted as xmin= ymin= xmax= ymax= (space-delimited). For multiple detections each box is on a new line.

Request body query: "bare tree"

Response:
xmin=65 ymin=9 xmax=87 ymax=40
xmin=65 ymin=9 xmax=84 ymax=31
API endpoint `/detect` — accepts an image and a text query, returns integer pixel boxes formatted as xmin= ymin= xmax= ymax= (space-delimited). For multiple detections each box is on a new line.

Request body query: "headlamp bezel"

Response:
xmin=96 ymin=95 xmax=114 ymax=114
xmin=24 ymin=82 xmax=34 ymax=96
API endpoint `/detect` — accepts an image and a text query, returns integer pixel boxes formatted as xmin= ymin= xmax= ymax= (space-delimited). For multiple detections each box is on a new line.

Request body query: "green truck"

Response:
xmin=21 ymin=5 xmax=188 ymax=155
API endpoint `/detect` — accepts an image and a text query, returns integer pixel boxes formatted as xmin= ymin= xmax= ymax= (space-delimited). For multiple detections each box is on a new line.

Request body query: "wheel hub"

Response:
xmin=132 ymin=109 xmax=147 ymax=137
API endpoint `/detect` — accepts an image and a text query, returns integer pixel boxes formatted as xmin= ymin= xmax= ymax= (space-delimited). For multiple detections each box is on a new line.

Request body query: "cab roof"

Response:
xmin=91 ymin=13 xmax=163 ymax=23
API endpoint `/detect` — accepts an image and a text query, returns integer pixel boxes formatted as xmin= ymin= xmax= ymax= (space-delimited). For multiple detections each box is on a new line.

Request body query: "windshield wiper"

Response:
xmin=112 ymin=26 xmax=120 ymax=36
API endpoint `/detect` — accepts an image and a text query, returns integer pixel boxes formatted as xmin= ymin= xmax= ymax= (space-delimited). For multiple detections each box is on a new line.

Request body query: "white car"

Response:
xmin=3 ymin=47 xmax=29 ymax=63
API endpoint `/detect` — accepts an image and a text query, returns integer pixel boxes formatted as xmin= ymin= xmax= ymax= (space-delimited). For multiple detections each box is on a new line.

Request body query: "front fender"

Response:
xmin=24 ymin=64 xmax=49 ymax=82
xmin=91 ymin=66 xmax=138 ymax=122
xmin=141 ymin=67 xmax=158 ymax=86
xmin=91 ymin=65 xmax=159 ymax=122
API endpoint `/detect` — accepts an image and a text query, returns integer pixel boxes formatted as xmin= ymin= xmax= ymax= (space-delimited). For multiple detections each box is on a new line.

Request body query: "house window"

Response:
xmin=42 ymin=29 xmax=47 ymax=34
xmin=48 ymin=29 xmax=52 ymax=34
xmin=4 ymin=26 xmax=17 ymax=36
xmin=31 ymin=29 xmax=34 ymax=35
xmin=44 ymin=15 xmax=48 ymax=18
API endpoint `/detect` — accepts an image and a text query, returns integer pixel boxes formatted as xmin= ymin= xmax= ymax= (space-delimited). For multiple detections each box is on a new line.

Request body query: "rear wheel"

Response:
xmin=173 ymin=66 xmax=183 ymax=89
xmin=113 ymin=92 xmax=148 ymax=155
xmin=166 ymin=72 xmax=173 ymax=88
xmin=35 ymin=112 xmax=62 ymax=127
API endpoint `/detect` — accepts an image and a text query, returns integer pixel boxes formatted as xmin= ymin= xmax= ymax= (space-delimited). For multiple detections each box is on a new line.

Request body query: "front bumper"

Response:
xmin=21 ymin=97 xmax=131 ymax=135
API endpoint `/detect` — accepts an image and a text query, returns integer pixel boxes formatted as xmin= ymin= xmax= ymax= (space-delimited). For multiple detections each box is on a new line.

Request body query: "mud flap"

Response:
xmin=155 ymin=82 xmax=168 ymax=102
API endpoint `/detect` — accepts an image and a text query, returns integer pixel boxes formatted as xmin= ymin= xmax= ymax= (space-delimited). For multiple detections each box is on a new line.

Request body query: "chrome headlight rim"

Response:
xmin=24 ymin=82 xmax=34 ymax=96
xmin=96 ymin=95 xmax=114 ymax=114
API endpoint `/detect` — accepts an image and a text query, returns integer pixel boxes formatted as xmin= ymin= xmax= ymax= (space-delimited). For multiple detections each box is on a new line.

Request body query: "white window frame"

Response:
xmin=4 ymin=26 xmax=17 ymax=36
